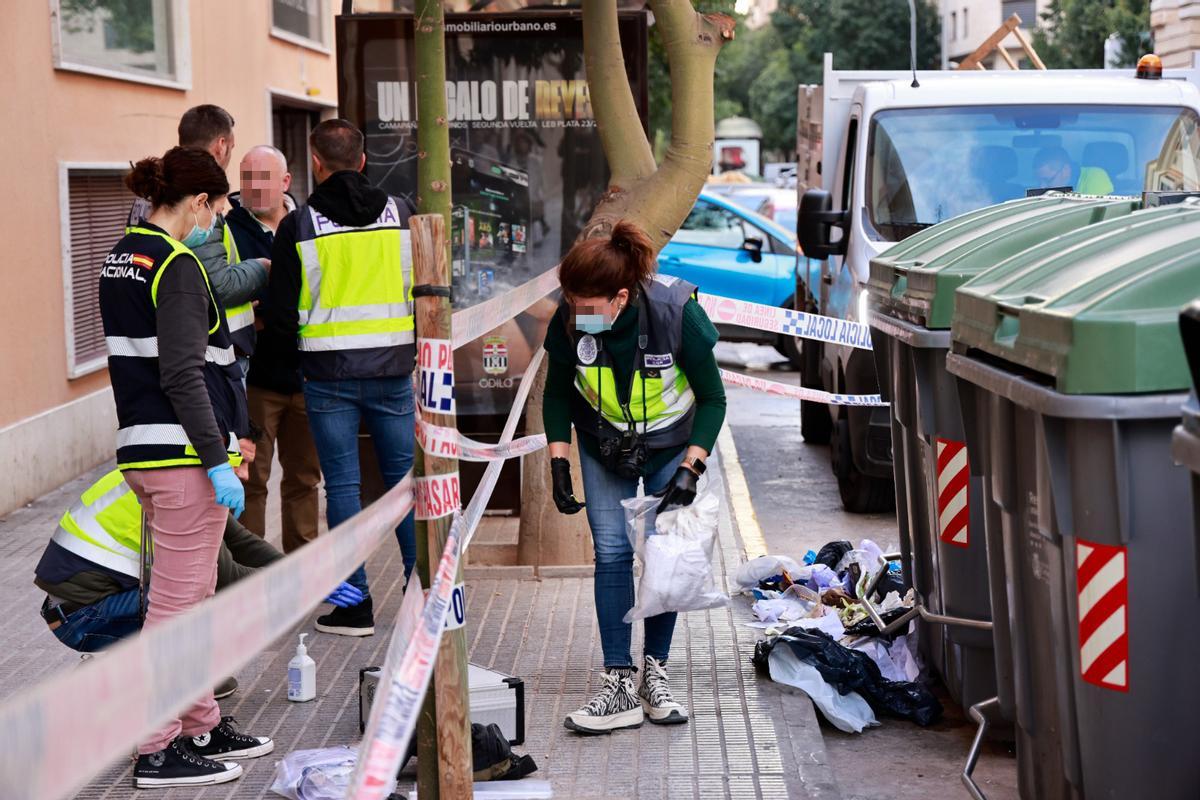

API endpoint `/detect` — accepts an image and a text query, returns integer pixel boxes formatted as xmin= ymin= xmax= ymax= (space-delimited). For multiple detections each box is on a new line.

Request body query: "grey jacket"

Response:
xmin=191 ymin=214 xmax=270 ymax=308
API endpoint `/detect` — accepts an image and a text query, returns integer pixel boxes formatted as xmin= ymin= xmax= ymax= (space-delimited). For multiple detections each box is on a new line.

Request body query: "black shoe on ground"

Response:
xmin=188 ymin=716 xmax=275 ymax=761
xmin=315 ymin=596 xmax=374 ymax=636
xmin=213 ymin=676 xmax=238 ymax=700
xmin=133 ymin=738 xmax=242 ymax=788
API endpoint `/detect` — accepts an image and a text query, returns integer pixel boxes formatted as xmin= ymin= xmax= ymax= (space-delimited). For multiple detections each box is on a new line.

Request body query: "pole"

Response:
xmin=414 ymin=2 xmax=459 ymax=796
xmin=412 ymin=213 xmax=472 ymax=798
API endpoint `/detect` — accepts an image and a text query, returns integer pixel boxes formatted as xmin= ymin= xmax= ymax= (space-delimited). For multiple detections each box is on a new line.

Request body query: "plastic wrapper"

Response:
xmin=270 ymin=746 xmax=369 ymax=800
xmin=621 ymin=484 xmax=728 ymax=622
xmin=734 ymin=554 xmax=805 ymax=589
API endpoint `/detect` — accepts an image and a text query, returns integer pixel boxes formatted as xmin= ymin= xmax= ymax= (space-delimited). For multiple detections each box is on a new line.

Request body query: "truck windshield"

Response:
xmin=866 ymin=105 xmax=1200 ymax=241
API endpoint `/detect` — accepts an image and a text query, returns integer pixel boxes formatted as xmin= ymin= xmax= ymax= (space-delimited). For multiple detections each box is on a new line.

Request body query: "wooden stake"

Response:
xmin=957 ymin=13 xmax=1024 ymax=71
xmin=411 ymin=214 xmax=472 ymax=798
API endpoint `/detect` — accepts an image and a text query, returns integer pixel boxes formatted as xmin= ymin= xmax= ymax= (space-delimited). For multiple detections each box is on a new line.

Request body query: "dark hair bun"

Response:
xmin=125 ymin=157 xmax=168 ymax=205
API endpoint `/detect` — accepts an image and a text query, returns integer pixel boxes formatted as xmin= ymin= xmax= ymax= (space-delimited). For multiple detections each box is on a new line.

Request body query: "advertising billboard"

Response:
xmin=338 ymin=10 xmax=648 ymax=510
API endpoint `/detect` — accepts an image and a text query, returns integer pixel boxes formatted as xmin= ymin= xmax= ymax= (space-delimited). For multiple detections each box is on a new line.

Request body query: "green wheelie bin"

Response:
xmin=948 ymin=200 xmax=1200 ymax=799
xmin=866 ymin=194 xmax=1140 ymax=718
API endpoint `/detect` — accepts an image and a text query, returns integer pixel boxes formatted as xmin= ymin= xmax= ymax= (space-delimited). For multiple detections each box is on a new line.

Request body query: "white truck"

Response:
xmin=795 ymin=53 xmax=1200 ymax=512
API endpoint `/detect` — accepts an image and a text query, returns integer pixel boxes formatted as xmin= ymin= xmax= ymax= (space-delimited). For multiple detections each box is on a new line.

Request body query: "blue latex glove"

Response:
xmin=326 ymin=582 xmax=365 ymax=608
xmin=206 ymin=463 xmax=245 ymax=519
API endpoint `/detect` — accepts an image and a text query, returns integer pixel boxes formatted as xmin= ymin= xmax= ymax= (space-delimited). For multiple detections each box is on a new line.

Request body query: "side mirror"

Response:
xmin=742 ymin=236 xmax=764 ymax=263
xmin=798 ymin=188 xmax=848 ymax=260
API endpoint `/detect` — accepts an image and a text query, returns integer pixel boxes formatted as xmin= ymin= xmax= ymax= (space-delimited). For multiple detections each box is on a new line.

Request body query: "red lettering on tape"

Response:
xmin=415 ymin=473 xmax=462 ymax=520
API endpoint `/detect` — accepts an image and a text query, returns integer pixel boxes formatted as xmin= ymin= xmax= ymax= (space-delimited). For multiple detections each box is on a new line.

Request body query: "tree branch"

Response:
xmin=582 ymin=0 xmax=657 ymax=185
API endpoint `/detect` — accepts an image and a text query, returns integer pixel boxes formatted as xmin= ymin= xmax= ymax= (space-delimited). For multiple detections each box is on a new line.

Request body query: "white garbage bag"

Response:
xmin=767 ymin=645 xmax=878 ymax=733
xmin=734 ymin=554 xmax=806 ymax=589
xmin=621 ymin=484 xmax=728 ymax=623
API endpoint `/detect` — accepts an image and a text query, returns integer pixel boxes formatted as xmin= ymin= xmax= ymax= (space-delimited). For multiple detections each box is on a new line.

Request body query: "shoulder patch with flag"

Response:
xmin=131 ymin=254 xmax=154 ymax=270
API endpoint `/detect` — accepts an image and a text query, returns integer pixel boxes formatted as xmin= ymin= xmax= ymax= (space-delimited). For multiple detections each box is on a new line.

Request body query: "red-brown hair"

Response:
xmin=559 ymin=220 xmax=655 ymax=300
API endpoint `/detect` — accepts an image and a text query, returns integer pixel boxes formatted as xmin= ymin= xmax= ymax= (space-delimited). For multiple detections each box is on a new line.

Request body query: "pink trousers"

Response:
xmin=124 ymin=467 xmax=227 ymax=754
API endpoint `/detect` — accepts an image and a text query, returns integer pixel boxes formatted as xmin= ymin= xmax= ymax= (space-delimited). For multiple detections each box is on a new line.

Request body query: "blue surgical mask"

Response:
xmin=182 ymin=202 xmax=215 ymax=249
xmin=575 ymin=314 xmax=612 ymax=334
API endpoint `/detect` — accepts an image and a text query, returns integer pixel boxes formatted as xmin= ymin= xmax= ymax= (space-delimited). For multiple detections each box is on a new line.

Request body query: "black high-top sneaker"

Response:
xmin=133 ymin=738 xmax=242 ymax=788
xmin=639 ymin=656 xmax=688 ymax=724
xmin=187 ymin=717 xmax=275 ymax=761
xmin=315 ymin=595 xmax=374 ymax=636
xmin=564 ymin=667 xmax=644 ymax=734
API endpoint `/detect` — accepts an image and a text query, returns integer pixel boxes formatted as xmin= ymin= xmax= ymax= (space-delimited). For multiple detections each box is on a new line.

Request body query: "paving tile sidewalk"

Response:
xmin=0 ymin=443 xmax=836 ymax=799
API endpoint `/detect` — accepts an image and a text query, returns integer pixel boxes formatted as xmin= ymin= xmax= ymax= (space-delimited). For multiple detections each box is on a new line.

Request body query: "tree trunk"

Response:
xmin=517 ymin=1 xmax=733 ymax=566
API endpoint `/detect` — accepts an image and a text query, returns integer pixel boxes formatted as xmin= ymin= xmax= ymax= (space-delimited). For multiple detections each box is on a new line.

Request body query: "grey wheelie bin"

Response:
xmin=947 ymin=200 xmax=1200 ymax=800
xmin=866 ymin=194 xmax=1140 ymax=718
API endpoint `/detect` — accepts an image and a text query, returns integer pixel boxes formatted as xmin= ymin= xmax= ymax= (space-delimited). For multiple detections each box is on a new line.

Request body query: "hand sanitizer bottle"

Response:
xmin=288 ymin=633 xmax=316 ymax=702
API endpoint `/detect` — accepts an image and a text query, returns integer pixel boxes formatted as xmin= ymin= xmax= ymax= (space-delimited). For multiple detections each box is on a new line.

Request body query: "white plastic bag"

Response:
xmin=767 ymin=645 xmax=878 ymax=734
xmin=734 ymin=554 xmax=805 ymax=589
xmin=270 ymin=746 xmax=373 ymax=800
xmin=621 ymin=484 xmax=728 ymax=622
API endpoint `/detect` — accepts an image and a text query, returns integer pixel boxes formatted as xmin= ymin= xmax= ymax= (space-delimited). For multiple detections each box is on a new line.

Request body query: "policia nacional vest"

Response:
xmin=127 ymin=202 xmax=255 ymax=357
xmin=559 ymin=275 xmax=698 ymax=451
xmin=292 ymin=197 xmax=416 ymax=380
xmin=100 ymin=224 xmax=248 ymax=470
xmin=50 ymin=469 xmax=142 ymax=579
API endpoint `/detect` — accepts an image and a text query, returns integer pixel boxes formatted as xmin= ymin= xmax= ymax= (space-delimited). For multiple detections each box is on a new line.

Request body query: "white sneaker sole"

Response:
xmin=642 ymin=698 xmax=689 ymax=725
xmin=314 ymin=622 xmax=375 ymax=637
xmin=564 ymin=707 xmax=644 ymax=735
xmin=135 ymin=762 xmax=242 ymax=788
xmin=208 ymin=738 xmax=275 ymax=761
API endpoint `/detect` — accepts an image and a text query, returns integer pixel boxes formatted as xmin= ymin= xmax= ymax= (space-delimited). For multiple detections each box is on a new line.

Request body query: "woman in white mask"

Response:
xmin=100 ymin=147 xmax=273 ymax=788
xmin=541 ymin=220 xmax=727 ymax=735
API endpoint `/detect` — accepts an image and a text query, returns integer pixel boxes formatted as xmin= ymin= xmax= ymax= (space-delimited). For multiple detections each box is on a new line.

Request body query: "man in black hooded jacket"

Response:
xmin=267 ymin=120 xmax=417 ymax=637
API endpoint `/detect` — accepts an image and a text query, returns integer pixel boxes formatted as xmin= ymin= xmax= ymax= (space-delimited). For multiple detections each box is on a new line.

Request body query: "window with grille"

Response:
xmin=1003 ymin=0 xmax=1039 ymax=27
xmin=65 ymin=168 xmax=133 ymax=376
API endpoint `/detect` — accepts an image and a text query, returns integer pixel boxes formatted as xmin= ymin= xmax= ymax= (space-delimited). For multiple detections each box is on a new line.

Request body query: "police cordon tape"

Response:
xmin=348 ymin=515 xmax=464 ymax=799
xmin=451 ymin=266 xmax=562 ymax=350
xmin=0 ymin=475 xmax=417 ymax=800
xmin=719 ymin=367 xmax=888 ymax=407
xmin=697 ymin=292 xmax=874 ymax=351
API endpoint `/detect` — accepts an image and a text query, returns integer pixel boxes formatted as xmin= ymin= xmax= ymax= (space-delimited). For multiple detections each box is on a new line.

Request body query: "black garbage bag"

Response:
xmin=473 ymin=722 xmax=538 ymax=781
xmin=814 ymin=540 xmax=852 ymax=570
xmin=753 ymin=628 xmax=942 ymax=726
xmin=870 ymin=568 xmax=906 ymax=601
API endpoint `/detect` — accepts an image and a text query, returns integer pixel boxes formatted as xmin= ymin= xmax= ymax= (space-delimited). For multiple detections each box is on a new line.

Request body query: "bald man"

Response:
xmin=226 ymin=147 xmax=322 ymax=553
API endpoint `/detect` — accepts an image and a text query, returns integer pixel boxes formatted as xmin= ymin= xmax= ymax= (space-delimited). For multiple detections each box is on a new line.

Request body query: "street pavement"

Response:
xmin=716 ymin=342 xmax=1018 ymax=800
xmin=0 ymin=343 xmax=1022 ymax=799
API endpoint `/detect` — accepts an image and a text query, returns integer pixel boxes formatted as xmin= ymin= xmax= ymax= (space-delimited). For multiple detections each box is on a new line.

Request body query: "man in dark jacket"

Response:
xmin=267 ymin=120 xmax=417 ymax=637
xmin=226 ymin=145 xmax=321 ymax=554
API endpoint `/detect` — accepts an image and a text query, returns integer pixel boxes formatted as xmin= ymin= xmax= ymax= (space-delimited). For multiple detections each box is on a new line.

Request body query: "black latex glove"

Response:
xmin=654 ymin=465 xmax=699 ymax=513
xmin=551 ymin=457 xmax=585 ymax=514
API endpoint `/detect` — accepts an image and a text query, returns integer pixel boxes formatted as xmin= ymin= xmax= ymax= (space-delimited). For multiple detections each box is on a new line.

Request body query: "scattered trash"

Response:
xmin=767 ymin=643 xmax=878 ymax=733
xmin=621 ymin=487 xmax=728 ymax=622
xmin=270 ymin=746 xmax=362 ymax=799
xmin=813 ymin=540 xmax=852 ymax=570
xmin=802 ymin=549 xmax=817 ymax=565
xmin=734 ymin=555 xmax=805 ymax=590
xmin=754 ymin=629 xmax=942 ymax=727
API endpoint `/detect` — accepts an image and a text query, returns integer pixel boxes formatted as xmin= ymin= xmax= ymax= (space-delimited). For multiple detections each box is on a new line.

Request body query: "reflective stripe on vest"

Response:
xmin=116 ymin=424 xmax=241 ymax=453
xmin=223 ymin=222 xmax=253 ymax=329
xmin=105 ymin=336 xmax=236 ymax=366
xmin=51 ymin=469 xmax=142 ymax=578
xmin=295 ymin=198 xmax=414 ymax=353
xmin=574 ymin=363 xmax=696 ymax=436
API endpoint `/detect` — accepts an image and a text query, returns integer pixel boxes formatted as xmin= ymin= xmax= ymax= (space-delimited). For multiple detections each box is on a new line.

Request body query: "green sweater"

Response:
xmin=542 ymin=297 xmax=727 ymax=476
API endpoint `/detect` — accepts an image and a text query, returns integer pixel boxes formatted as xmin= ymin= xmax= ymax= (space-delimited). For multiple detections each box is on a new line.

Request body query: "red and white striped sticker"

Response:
xmin=1076 ymin=539 xmax=1129 ymax=691
xmin=935 ymin=438 xmax=970 ymax=548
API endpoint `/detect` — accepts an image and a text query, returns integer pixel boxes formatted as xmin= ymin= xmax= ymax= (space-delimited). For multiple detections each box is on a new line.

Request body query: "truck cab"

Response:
xmin=796 ymin=54 xmax=1200 ymax=512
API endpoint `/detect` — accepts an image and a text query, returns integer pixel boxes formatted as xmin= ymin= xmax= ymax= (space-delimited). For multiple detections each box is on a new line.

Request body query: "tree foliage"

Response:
xmin=61 ymin=0 xmax=155 ymax=53
xmin=1031 ymin=0 xmax=1150 ymax=69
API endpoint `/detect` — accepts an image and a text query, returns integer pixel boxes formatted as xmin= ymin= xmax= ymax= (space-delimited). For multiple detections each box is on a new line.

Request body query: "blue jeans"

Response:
xmin=303 ymin=377 xmax=417 ymax=599
xmin=578 ymin=446 xmax=686 ymax=668
xmin=50 ymin=588 xmax=142 ymax=653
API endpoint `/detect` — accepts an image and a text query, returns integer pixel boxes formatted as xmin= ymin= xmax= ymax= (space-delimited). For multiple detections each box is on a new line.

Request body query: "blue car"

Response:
xmin=657 ymin=190 xmax=810 ymax=366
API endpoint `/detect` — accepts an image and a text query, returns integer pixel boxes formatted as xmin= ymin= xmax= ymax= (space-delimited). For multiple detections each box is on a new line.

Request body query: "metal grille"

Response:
xmin=67 ymin=170 xmax=133 ymax=372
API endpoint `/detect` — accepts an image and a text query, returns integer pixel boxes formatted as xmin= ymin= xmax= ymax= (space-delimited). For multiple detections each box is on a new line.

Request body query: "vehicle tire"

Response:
xmin=831 ymin=418 xmax=895 ymax=514
xmin=777 ymin=334 xmax=802 ymax=370
xmin=798 ymin=338 xmax=832 ymax=445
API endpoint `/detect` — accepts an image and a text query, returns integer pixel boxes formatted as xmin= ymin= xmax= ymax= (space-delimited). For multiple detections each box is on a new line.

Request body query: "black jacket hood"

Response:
xmin=308 ymin=170 xmax=389 ymax=227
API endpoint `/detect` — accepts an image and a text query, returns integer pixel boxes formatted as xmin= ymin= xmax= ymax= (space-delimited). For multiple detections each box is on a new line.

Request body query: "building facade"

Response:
xmin=940 ymin=0 xmax=1051 ymax=68
xmin=1152 ymin=0 xmax=1200 ymax=67
xmin=0 ymin=0 xmax=338 ymax=516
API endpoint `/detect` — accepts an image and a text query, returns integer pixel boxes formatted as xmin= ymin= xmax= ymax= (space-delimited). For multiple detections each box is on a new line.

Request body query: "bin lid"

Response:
xmin=952 ymin=200 xmax=1200 ymax=394
xmin=867 ymin=194 xmax=1140 ymax=329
